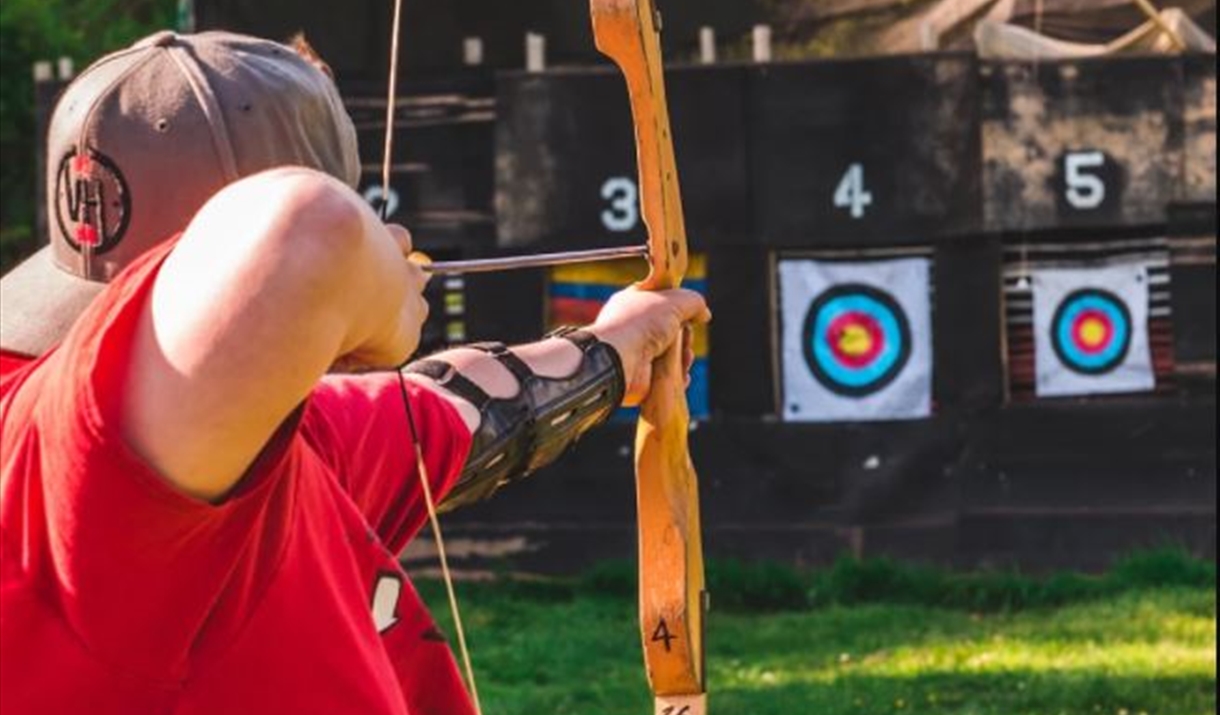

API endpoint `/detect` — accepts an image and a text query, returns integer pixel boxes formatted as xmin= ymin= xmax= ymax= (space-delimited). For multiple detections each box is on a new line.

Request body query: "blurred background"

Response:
xmin=1 ymin=1 xmax=1215 ymax=713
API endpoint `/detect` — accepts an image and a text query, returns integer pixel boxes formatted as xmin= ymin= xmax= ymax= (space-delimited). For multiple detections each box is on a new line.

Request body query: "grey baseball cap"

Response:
xmin=0 ymin=30 xmax=361 ymax=357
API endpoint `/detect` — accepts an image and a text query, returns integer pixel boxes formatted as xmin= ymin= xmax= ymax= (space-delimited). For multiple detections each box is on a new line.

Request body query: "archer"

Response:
xmin=0 ymin=30 xmax=708 ymax=714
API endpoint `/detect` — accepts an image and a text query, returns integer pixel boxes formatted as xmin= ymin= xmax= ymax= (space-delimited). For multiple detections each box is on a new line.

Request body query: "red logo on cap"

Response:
xmin=75 ymin=224 xmax=100 ymax=247
xmin=55 ymin=148 xmax=130 ymax=255
xmin=71 ymin=153 xmax=95 ymax=178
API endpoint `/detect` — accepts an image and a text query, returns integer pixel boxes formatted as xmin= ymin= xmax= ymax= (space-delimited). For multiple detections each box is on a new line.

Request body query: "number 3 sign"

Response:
xmin=601 ymin=176 xmax=640 ymax=232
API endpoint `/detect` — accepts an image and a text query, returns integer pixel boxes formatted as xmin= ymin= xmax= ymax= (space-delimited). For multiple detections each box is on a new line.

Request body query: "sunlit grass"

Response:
xmin=420 ymin=583 xmax=1216 ymax=715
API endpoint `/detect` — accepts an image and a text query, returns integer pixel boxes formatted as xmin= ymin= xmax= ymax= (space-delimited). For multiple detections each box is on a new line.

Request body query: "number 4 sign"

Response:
xmin=834 ymin=163 xmax=873 ymax=219
xmin=656 ymin=696 xmax=702 ymax=715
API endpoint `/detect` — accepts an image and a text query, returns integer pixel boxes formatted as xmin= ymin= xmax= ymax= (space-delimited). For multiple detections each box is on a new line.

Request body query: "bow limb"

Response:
xmin=591 ymin=2 xmax=707 ymax=713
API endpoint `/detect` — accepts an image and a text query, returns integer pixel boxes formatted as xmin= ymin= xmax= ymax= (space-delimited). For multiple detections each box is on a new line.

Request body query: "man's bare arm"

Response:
xmin=411 ymin=287 xmax=711 ymax=433
xmin=122 ymin=168 xmax=427 ymax=502
xmin=404 ymin=285 xmax=710 ymax=510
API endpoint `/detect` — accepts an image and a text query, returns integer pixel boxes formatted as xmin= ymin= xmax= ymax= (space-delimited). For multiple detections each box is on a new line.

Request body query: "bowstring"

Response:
xmin=382 ymin=0 xmax=482 ymax=710
xmin=393 ymin=373 xmax=483 ymax=714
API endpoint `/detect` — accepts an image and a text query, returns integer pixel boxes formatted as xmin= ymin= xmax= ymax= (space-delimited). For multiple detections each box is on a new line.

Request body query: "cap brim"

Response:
xmin=0 ymin=245 xmax=106 ymax=357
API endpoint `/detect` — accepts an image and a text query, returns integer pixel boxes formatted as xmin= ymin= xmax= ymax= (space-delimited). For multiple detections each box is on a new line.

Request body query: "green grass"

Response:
xmin=416 ymin=557 xmax=1216 ymax=715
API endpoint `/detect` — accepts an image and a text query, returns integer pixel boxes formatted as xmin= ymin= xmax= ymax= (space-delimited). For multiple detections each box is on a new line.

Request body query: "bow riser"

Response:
xmin=591 ymin=1 xmax=707 ymax=712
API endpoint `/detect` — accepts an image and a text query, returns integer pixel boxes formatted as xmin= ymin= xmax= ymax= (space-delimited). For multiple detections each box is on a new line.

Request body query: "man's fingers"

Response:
xmin=665 ymin=288 xmax=712 ymax=325
xmin=681 ymin=324 xmax=695 ymax=371
xmin=681 ymin=324 xmax=695 ymax=389
xmin=386 ymin=223 xmax=414 ymax=256
xmin=623 ymin=361 xmax=652 ymax=408
xmin=387 ymin=224 xmax=431 ymax=289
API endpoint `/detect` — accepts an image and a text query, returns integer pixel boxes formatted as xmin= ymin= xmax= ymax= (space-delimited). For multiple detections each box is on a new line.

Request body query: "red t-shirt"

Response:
xmin=0 ymin=240 xmax=476 ymax=714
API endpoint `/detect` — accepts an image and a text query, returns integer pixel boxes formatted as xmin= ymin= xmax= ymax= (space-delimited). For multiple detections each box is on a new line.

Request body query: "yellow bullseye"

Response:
xmin=1078 ymin=317 xmax=1108 ymax=348
xmin=838 ymin=324 xmax=874 ymax=357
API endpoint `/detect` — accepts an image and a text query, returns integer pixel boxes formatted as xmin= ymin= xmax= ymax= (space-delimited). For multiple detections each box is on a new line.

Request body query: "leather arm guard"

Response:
xmin=402 ymin=329 xmax=625 ymax=511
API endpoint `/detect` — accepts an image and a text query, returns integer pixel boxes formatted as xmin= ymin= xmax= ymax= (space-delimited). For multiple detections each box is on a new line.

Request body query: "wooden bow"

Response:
xmin=591 ymin=2 xmax=708 ymax=713
xmin=383 ymin=1 xmax=706 ymax=712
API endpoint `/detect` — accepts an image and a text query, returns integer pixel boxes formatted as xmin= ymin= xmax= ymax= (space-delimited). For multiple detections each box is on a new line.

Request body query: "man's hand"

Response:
xmin=588 ymin=287 xmax=711 ymax=406
xmin=334 ymin=220 xmax=431 ymax=370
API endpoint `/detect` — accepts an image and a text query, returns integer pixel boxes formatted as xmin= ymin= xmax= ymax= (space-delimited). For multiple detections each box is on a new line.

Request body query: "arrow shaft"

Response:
xmin=421 ymin=245 xmax=649 ymax=275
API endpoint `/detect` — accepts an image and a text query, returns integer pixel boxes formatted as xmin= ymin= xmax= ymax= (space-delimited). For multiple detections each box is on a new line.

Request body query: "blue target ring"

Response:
xmin=1050 ymin=288 xmax=1132 ymax=376
xmin=802 ymin=284 xmax=912 ymax=397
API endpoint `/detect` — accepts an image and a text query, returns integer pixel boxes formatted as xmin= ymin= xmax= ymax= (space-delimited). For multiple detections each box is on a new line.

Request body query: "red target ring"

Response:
xmin=826 ymin=311 xmax=884 ymax=368
xmin=802 ymin=284 xmax=912 ymax=397
xmin=1070 ymin=309 xmax=1114 ymax=355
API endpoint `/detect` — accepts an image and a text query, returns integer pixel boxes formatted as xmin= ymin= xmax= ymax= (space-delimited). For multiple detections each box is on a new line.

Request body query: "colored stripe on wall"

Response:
xmin=548 ymin=254 xmax=711 ymax=420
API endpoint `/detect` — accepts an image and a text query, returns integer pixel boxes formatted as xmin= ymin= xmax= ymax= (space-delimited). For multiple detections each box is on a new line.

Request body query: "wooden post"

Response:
xmin=1130 ymin=0 xmax=1187 ymax=50
xmin=463 ymin=37 xmax=484 ymax=66
xmin=919 ymin=21 xmax=939 ymax=50
xmin=57 ymin=56 xmax=75 ymax=80
xmin=33 ymin=61 xmax=56 ymax=244
xmin=526 ymin=33 xmax=546 ymax=72
xmin=752 ymin=25 xmax=772 ymax=63
xmin=699 ymin=27 xmax=716 ymax=65
xmin=177 ymin=0 xmax=195 ymax=32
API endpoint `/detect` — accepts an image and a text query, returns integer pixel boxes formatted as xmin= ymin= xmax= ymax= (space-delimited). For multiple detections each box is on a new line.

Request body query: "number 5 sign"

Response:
xmin=1057 ymin=150 xmax=1118 ymax=214
xmin=983 ymin=59 xmax=1178 ymax=232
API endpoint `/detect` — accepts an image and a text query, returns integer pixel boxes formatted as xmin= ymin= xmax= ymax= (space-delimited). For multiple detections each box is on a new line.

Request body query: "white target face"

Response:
xmin=779 ymin=257 xmax=932 ymax=423
xmin=1032 ymin=264 xmax=1154 ymax=398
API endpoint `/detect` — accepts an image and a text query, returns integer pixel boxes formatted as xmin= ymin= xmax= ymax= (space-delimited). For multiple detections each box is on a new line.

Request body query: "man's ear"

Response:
xmin=287 ymin=32 xmax=334 ymax=80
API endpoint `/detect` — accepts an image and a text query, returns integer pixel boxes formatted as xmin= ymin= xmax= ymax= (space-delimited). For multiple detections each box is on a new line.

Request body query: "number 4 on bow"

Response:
xmin=590 ymin=1 xmax=709 ymax=714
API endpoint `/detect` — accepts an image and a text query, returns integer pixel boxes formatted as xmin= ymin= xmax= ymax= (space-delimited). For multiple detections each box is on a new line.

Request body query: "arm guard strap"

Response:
xmin=402 ymin=329 xmax=624 ymax=511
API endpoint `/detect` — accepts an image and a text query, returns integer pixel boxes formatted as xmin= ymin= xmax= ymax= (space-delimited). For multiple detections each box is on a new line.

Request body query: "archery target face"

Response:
xmin=779 ymin=258 xmax=932 ymax=422
xmin=803 ymin=284 xmax=912 ymax=397
xmin=1051 ymin=289 xmax=1132 ymax=375
xmin=1032 ymin=264 xmax=1153 ymax=397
